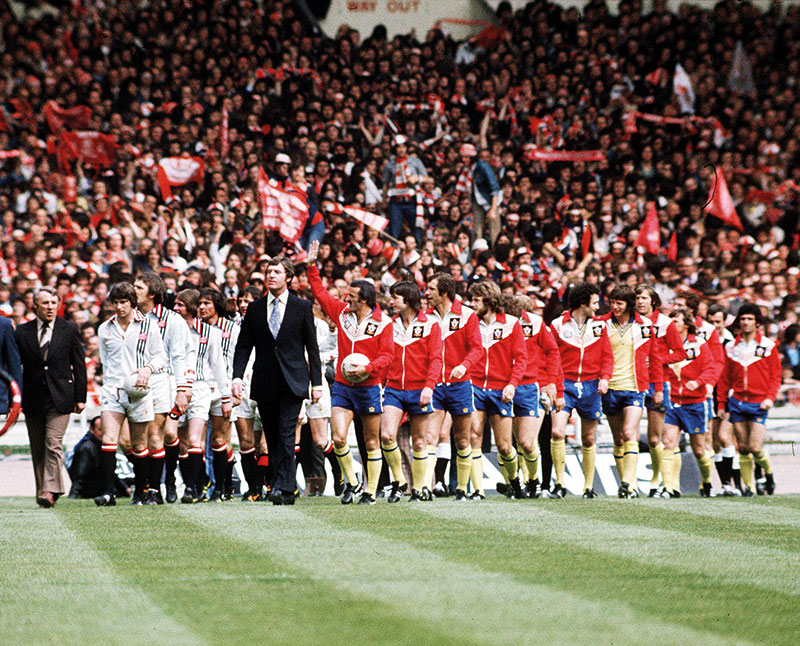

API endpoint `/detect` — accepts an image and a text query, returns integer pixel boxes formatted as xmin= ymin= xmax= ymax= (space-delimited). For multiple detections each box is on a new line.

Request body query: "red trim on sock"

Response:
xmin=227 ymin=447 xmax=234 ymax=462
xmin=101 ymin=444 xmax=117 ymax=452
xmin=187 ymin=447 xmax=204 ymax=455
xmin=132 ymin=449 xmax=150 ymax=458
xmin=151 ymin=449 xmax=166 ymax=459
xmin=211 ymin=444 xmax=227 ymax=452
xmin=240 ymin=447 xmax=255 ymax=455
xmin=324 ymin=441 xmax=333 ymax=454
xmin=294 ymin=445 xmax=301 ymax=454
xmin=165 ymin=438 xmax=180 ymax=447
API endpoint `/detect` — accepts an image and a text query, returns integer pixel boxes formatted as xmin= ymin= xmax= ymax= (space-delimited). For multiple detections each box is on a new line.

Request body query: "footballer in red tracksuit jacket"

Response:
xmin=381 ymin=281 xmax=443 ymax=499
xmin=307 ymin=260 xmax=393 ymax=503
xmin=467 ymin=281 xmax=527 ymax=497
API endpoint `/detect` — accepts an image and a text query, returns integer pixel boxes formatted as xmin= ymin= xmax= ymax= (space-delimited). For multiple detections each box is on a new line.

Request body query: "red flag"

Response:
xmin=704 ymin=167 xmax=744 ymax=231
xmin=258 ymin=168 xmax=308 ymax=243
xmin=43 ymin=100 xmax=92 ymax=133
xmin=667 ymin=231 xmax=678 ymax=262
xmin=50 ymin=131 xmax=117 ymax=168
xmin=157 ymin=155 xmax=205 ymax=200
xmin=343 ymin=205 xmax=389 ymax=232
xmin=638 ymin=201 xmax=661 ymax=255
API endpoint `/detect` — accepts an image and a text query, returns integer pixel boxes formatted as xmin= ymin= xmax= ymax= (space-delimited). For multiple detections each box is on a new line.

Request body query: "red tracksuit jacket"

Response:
xmin=550 ymin=310 xmax=614 ymax=396
xmin=667 ymin=333 xmax=717 ymax=404
xmin=652 ymin=310 xmax=687 ymax=373
xmin=470 ymin=312 xmax=527 ymax=390
xmin=426 ymin=299 xmax=483 ymax=384
xmin=308 ymin=265 xmax=393 ymax=386
xmin=519 ymin=311 xmax=561 ymax=386
xmin=385 ymin=312 xmax=443 ymax=391
xmin=717 ymin=331 xmax=782 ymax=406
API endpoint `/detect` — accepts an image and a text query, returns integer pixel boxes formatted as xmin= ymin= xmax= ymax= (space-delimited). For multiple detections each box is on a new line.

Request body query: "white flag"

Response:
xmin=727 ymin=41 xmax=756 ymax=95
xmin=673 ymin=64 xmax=695 ymax=115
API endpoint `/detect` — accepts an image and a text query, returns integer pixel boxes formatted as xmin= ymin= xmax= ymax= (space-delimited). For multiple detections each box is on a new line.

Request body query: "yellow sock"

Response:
xmin=739 ymin=453 xmax=754 ymax=490
xmin=753 ymin=449 xmax=773 ymax=475
xmin=424 ymin=444 xmax=437 ymax=490
xmin=661 ymin=449 xmax=675 ymax=493
xmin=673 ymin=449 xmax=682 ymax=494
xmin=581 ymin=445 xmax=596 ymax=491
xmin=364 ymin=449 xmax=383 ymax=496
xmin=649 ymin=444 xmax=663 ymax=485
xmin=613 ymin=444 xmax=624 ymax=480
xmin=381 ymin=441 xmax=406 ymax=486
xmin=520 ymin=447 xmax=539 ymax=482
xmin=456 ymin=448 xmax=472 ymax=492
xmin=334 ymin=446 xmax=357 ymax=485
xmin=519 ymin=452 xmax=530 ymax=482
xmin=697 ymin=451 xmax=714 ymax=484
xmin=551 ymin=438 xmax=566 ymax=485
xmin=470 ymin=447 xmax=483 ymax=494
xmin=500 ymin=448 xmax=518 ymax=482
xmin=411 ymin=449 xmax=428 ymax=492
xmin=622 ymin=440 xmax=639 ymax=488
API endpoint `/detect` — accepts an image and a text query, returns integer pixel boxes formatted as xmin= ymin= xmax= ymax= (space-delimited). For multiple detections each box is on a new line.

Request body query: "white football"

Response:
xmin=341 ymin=353 xmax=370 ymax=384
xmin=123 ymin=372 xmax=149 ymax=400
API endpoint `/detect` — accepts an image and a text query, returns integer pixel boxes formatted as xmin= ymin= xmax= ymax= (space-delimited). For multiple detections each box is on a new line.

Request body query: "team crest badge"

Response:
xmin=593 ymin=326 xmax=602 ymax=337
xmin=449 ymin=318 xmax=461 ymax=331
xmin=493 ymin=329 xmax=503 ymax=340
xmin=755 ymin=346 xmax=766 ymax=357
xmin=365 ymin=323 xmax=378 ymax=336
xmin=412 ymin=326 xmax=423 ymax=338
xmin=641 ymin=326 xmax=651 ymax=338
xmin=697 ymin=330 xmax=707 ymax=340
xmin=368 ymin=406 xmax=375 ymax=413
xmin=686 ymin=347 xmax=697 ymax=360
xmin=522 ymin=324 xmax=532 ymax=338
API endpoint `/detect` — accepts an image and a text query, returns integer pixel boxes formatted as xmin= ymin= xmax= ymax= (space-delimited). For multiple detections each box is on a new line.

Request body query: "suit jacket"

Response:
xmin=15 ymin=316 xmax=87 ymax=415
xmin=0 ymin=317 xmax=22 ymax=414
xmin=233 ymin=292 xmax=321 ymax=400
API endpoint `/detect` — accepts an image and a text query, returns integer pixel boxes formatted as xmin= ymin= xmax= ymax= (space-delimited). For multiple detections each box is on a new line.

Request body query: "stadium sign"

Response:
xmin=318 ymin=0 xmax=496 ymax=39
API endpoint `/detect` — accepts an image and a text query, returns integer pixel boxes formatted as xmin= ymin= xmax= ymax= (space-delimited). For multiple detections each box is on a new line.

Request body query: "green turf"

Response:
xmin=0 ymin=495 xmax=797 ymax=645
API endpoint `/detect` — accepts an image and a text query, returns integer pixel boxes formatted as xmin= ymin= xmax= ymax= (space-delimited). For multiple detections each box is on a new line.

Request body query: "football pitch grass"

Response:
xmin=1 ymin=495 xmax=797 ymax=646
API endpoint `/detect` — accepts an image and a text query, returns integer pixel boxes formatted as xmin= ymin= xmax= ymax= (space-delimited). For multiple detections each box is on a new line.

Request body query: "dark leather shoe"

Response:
xmin=269 ymin=489 xmax=284 ymax=505
xmin=281 ymin=492 xmax=295 ymax=505
xmin=36 ymin=492 xmax=54 ymax=508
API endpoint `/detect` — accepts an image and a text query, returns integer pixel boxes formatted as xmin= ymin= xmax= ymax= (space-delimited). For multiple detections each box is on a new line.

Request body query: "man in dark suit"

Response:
xmin=15 ymin=287 xmax=87 ymax=508
xmin=232 ymin=256 xmax=321 ymax=505
xmin=0 ymin=315 xmax=22 ymax=430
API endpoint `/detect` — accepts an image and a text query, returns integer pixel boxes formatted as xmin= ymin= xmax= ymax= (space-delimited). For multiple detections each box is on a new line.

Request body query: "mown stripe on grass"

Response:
xmin=420 ymin=501 xmax=800 ymax=594
xmin=58 ymin=500 xmax=465 ymax=646
xmin=402 ymin=500 xmax=797 ymax=645
xmin=0 ymin=500 xmax=205 ymax=646
xmin=553 ymin=499 xmax=800 ymax=552
xmin=182 ymin=503 xmax=756 ymax=646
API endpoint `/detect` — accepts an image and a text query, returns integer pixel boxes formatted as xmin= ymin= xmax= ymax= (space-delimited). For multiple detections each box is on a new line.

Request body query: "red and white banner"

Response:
xmin=523 ymin=145 xmax=605 ymax=162
xmin=343 ymin=205 xmax=389 ymax=232
xmin=157 ymin=156 xmax=205 ymax=200
xmin=0 ymin=149 xmax=22 ymax=159
xmin=48 ymin=131 xmax=117 ymax=168
xmin=258 ymin=168 xmax=308 ymax=243
xmin=43 ymin=100 xmax=92 ymax=133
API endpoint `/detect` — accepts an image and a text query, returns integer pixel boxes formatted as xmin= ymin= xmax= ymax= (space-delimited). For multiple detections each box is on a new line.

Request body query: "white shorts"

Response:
xmin=235 ymin=396 xmax=258 ymax=419
xmin=210 ymin=389 xmax=237 ymax=422
xmin=187 ymin=381 xmax=212 ymax=421
xmin=150 ymin=373 xmax=176 ymax=415
xmin=101 ymin=383 xmax=154 ymax=424
xmin=304 ymin=376 xmax=331 ymax=420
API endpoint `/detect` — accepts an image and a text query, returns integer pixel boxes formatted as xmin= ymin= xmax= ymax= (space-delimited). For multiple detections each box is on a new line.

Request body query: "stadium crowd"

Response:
xmin=1 ymin=0 xmax=798 ymax=504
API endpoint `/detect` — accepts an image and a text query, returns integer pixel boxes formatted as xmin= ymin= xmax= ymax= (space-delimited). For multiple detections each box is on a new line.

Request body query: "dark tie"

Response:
xmin=39 ymin=322 xmax=50 ymax=360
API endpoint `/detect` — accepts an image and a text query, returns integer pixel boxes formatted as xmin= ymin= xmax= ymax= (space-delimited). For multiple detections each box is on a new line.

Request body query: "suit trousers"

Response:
xmin=26 ymin=403 xmax=71 ymax=497
xmin=256 ymin=377 xmax=304 ymax=494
